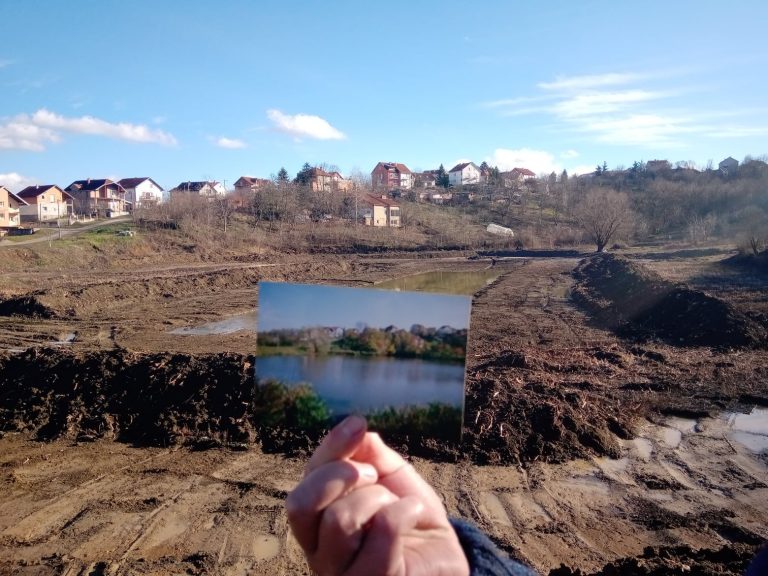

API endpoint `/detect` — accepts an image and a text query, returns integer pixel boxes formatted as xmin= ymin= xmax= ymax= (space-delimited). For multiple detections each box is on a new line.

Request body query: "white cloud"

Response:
xmin=486 ymin=148 xmax=561 ymax=175
xmin=32 ymin=109 xmax=177 ymax=145
xmin=0 ymin=59 xmax=12 ymax=69
xmin=0 ymin=117 xmax=59 ymax=151
xmin=561 ymin=149 xmax=579 ymax=159
xmin=553 ymin=90 xmax=666 ymax=119
xmin=215 ymin=136 xmax=247 ymax=149
xmin=0 ymin=109 xmax=177 ymax=151
xmin=569 ymin=164 xmax=598 ymax=176
xmin=267 ymin=109 xmax=346 ymax=140
xmin=538 ymin=73 xmax=643 ymax=91
xmin=0 ymin=172 xmax=38 ymax=192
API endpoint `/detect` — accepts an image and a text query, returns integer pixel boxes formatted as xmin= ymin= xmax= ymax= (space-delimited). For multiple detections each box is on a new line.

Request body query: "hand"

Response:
xmin=286 ymin=415 xmax=469 ymax=576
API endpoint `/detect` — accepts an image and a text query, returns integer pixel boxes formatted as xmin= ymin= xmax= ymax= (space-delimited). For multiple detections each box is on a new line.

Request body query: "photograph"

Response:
xmin=254 ymin=281 xmax=470 ymax=440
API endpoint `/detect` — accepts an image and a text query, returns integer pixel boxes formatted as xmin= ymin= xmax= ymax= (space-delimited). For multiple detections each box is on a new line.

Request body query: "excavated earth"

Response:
xmin=0 ymin=250 xmax=766 ymax=575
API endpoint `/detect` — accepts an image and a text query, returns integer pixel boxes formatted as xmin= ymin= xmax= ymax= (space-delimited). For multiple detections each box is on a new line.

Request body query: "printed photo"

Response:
xmin=255 ymin=282 xmax=470 ymax=440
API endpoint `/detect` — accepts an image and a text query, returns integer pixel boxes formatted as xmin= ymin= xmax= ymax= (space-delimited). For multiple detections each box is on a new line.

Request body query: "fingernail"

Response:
xmin=339 ymin=415 xmax=366 ymax=439
xmin=359 ymin=464 xmax=377 ymax=480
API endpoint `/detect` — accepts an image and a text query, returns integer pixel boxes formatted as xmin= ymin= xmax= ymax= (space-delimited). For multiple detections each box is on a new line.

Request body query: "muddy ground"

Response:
xmin=0 ymin=249 xmax=766 ymax=575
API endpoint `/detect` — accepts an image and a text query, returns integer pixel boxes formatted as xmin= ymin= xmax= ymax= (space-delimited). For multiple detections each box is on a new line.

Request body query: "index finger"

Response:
xmin=306 ymin=415 xmax=367 ymax=475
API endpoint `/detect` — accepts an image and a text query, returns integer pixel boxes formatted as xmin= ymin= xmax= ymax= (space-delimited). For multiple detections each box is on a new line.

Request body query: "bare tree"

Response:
xmin=574 ymin=188 xmax=632 ymax=252
xmin=214 ymin=195 xmax=237 ymax=233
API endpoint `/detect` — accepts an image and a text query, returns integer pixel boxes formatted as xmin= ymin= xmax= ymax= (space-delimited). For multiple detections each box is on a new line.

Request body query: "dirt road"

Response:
xmin=0 ymin=217 xmax=132 ymax=247
xmin=0 ymin=253 xmax=766 ymax=575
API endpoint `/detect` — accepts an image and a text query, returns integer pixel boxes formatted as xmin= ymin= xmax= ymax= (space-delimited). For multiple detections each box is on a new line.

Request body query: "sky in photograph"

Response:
xmin=258 ymin=283 xmax=471 ymax=331
xmin=2 ymin=0 xmax=767 ymax=192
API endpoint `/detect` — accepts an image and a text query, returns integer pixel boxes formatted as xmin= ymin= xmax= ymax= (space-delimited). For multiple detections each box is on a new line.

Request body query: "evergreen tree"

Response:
xmin=277 ymin=167 xmax=289 ymax=182
xmin=294 ymin=162 xmax=313 ymax=185
xmin=436 ymin=164 xmax=450 ymax=188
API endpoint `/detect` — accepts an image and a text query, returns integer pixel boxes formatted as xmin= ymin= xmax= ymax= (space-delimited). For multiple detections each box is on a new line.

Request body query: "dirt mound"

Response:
xmin=549 ymin=543 xmax=763 ymax=575
xmin=0 ymin=294 xmax=55 ymax=318
xmin=0 ymin=348 xmax=630 ymax=464
xmin=572 ymin=254 xmax=766 ymax=348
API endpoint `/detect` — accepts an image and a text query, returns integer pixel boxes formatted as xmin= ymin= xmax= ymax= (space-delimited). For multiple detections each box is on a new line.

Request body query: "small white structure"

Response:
xmin=448 ymin=162 xmax=481 ymax=186
xmin=718 ymin=157 xmax=739 ymax=175
xmin=118 ymin=177 xmax=164 ymax=208
xmin=170 ymin=181 xmax=226 ymax=199
xmin=486 ymin=223 xmax=514 ymax=237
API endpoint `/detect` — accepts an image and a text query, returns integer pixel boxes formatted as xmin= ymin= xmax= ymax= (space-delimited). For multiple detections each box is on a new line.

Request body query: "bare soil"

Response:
xmin=0 ymin=249 xmax=766 ymax=575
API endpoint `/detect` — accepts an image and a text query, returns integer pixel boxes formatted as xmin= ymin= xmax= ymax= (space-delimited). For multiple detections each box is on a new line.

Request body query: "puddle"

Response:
xmin=632 ymin=438 xmax=653 ymax=460
xmin=556 ymin=474 xmax=611 ymax=495
xmin=171 ymin=312 xmax=256 ymax=335
xmin=50 ymin=333 xmax=76 ymax=346
xmin=724 ymin=408 xmax=768 ymax=453
xmin=375 ymin=269 xmax=503 ymax=295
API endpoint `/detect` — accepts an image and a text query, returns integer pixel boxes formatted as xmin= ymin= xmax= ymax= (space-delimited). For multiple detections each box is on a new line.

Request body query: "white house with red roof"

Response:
xmin=118 ymin=177 xmax=164 ymax=208
xmin=448 ymin=162 xmax=481 ymax=186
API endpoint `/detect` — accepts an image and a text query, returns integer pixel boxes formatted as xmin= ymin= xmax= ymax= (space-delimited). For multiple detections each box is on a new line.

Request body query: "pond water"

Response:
xmin=375 ymin=269 xmax=502 ymax=295
xmin=724 ymin=408 xmax=768 ymax=453
xmin=255 ymin=355 xmax=465 ymax=415
xmin=170 ymin=312 xmax=257 ymax=335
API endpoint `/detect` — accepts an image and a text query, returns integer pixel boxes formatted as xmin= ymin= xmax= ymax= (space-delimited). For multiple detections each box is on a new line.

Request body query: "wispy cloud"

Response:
xmin=486 ymin=71 xmax=761 ymax=148
xmin=0 ymin=59 xmax=13 ymax=69
xmin=486 ymin=148 xmax=561 ymax=175
xmin=215 ymin=136 xmax=247 ymax=149
xmin=561 ymin=149 xmax=579 ymax=159
xmin=267 ymin=109 xmax=346 ymax=140
xmin=0 ymin=109 xmax=177 ymax=151
xmin=0 ymin=172 xmax=38 ymax=192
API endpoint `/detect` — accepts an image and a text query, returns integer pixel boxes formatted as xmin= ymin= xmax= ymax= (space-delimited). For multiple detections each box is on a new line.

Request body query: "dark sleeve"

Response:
xmin=745 ymin=545 xmax=768 ymax=576
xmin=450 ymin=518 xmax=539 ymax=576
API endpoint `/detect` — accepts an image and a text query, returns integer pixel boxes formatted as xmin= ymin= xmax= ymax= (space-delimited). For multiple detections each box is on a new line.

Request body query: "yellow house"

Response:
xmin=0 ymin=186 xmax=28 ymax=229
xmin=17 ymin=185 xmax=73 ymax=222
xmin=361 ymin=194 xmax=401 ymax=227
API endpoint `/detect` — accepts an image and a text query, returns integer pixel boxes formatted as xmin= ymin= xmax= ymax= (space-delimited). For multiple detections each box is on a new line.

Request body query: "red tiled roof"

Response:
xmin=363 ymin=194 xmax=400 ymax=207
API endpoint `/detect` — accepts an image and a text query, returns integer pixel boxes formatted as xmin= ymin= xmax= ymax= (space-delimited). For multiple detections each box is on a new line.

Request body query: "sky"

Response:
xmin=258 ymin=283 xmax=471 ymax=331
xmin=2 ymin=0 xmax=767 ymax=192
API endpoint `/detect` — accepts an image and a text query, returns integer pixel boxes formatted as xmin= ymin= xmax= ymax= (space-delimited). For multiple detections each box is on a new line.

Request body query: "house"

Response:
xmin=448 ymin=162 xmax=481 ymax=186
xmin=646 ymin=159 xmax=672 ymax=173
xmin=360 ymin=194 xmax=401 ymax=227
xmin=328 ymin=171 xmax=352 ymax=192
xmin=502 ymin=168 xmax=536 ymax=187
xmin=118 ymin=177 xmax=164 ymax=208
xmin=233 ymin=176 xmax=271 ymax=194
xmin=371 ymin=162 xmax=413 ymax=191
xmin=170 ymin=181 xmax=226 ymax=199
xmin=0 ymin=186 xmax=28 ymax=229
xmin=718 ymin=156 xmax=739 ymax=175
xmin=65 ymin=179 xmax=129 ymax=217
xmin=415 ymin=171 xmax=438 ymax=188
xmin=17 ymin=185 xmax=74 ymax=222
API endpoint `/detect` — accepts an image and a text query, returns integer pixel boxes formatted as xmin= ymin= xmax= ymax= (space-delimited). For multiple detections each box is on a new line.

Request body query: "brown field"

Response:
xmin=0 ymin=242 xmax=766 ymax=575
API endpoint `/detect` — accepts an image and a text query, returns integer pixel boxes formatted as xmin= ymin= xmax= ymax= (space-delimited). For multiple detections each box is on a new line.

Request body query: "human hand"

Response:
xmin=286 ymin=415 xmax=469 ymax=576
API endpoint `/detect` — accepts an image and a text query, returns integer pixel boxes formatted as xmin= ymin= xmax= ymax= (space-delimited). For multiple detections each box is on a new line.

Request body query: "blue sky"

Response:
xmin=258 ymin=283 xmax=471 ymax=331
xmin=2 ymin=0 xmax=767 ymax=191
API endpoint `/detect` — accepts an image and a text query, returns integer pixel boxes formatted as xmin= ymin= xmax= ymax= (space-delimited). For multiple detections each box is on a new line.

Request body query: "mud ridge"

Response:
xmin=571 ymin=253 xmax=767 ymax=348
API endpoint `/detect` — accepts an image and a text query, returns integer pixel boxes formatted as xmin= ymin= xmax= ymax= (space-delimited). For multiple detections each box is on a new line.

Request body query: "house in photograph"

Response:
xmin=17 ymin=185 xmax=74 ymax=222
xmin=718 ymin=156 xmax=739 ymax=175
xmin=169 ymin=181 xmax=226 ymax=199
xmin=371 ymin=162 xmax=413 ymax=191
xmin=233 ymin=176 xmax=271 ymax=194
xmin=360 ymin=194 xmax=401 ymax=227
xmin=65 ymin=179 xmax=129 ymax=217
xmin=0 ymin=186 xmax=28 ymax=229
xmin=448 ymin=162 xmax=481 ymax=186
xmin=118 ymin=177 xmax=164 ymax=208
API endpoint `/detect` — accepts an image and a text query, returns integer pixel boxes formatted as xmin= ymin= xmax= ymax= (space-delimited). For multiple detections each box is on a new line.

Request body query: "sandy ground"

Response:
xmin=0 ymin=251 xmax=766 ymax=575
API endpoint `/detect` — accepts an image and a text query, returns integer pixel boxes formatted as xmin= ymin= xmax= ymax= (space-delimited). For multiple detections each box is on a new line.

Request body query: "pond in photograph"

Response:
xmin=375 ymin=269 xmax=502 ymax=295
xmin=255 ymin=355 xmax=465 ymax=415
